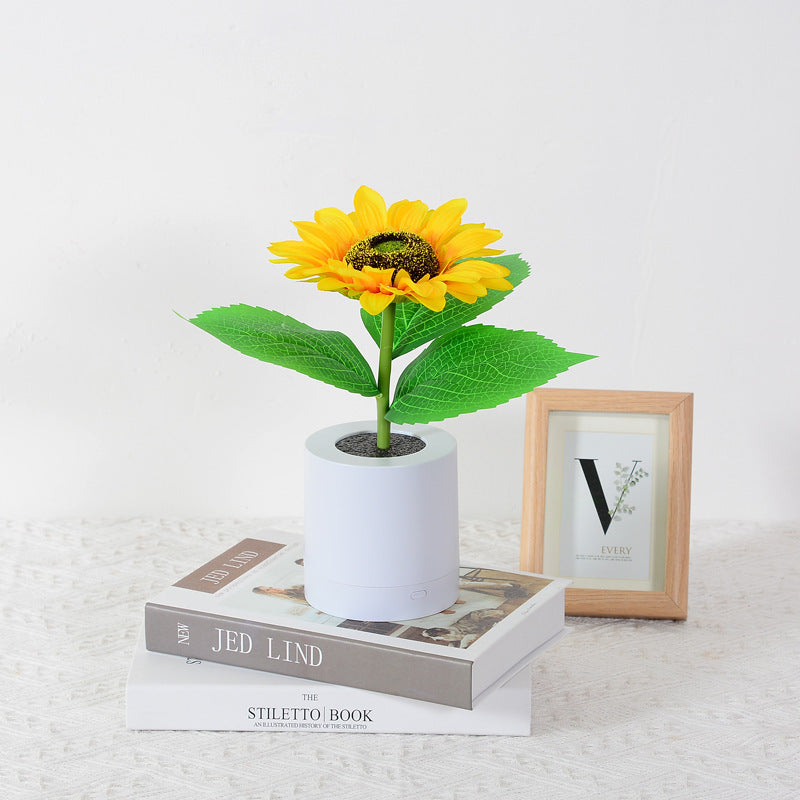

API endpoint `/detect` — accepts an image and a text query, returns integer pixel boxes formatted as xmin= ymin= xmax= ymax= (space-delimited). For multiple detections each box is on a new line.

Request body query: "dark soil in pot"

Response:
xmin=335 ymin=432 xmax=427 ymax=458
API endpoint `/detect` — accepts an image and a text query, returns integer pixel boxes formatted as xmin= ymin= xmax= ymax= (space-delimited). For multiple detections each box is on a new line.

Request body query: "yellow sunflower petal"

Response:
xmin=439 ymin=267 xmax=483 ymax=283
xmin=445 ymin=287 xmax=479 ymax=304
xmin=325 ymin=258 xmax=363 ymax=279
xmin=481 ymin=277 xmax=514 ymax=291
xmin=444 ymin=281 xmax=488 ymax=298
xmin=356 ymin=265 xmax=396 ymax=290
xmin=269 ymin=239 xmax=328 ymax=268
xmin=421 ymin=198 xmax=468 ymax=247
xmin=441 ymin=227 xmax=504 ymax=265
xmin=317 ymin=277 xmax=347 ymax=291
xmin=437 ymin=221 xmax=483 ymax=245
xmin=360 ymin=290 xmax=395 ymax=315
xmin=398 ymin=276 xmax=446 ymax=300
xmin=285 ymin=265 xmax=327 ymax=279
xmin=353 ymin=186 xmax=388 ymax=237
xmin=386 ymin=199 xmax=429 ymax=232
xmin=293 ymin=220 xmax=339 ymax=253
xmin=314 ymin=207 xmax=359 ymax=258
xmin=448 ymin=259 xmax=510 ymax=278
xmin=413 ymin=292 xmax=447 ymax=312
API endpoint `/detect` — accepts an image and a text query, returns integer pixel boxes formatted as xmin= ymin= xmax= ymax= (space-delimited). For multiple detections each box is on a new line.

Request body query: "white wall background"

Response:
xmin=2 ymin=0 xmax=799 ymax=522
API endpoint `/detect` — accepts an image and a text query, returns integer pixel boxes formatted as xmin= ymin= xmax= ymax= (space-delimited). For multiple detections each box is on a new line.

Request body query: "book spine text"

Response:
xmin=144 ymin=603 xmax=473 ymax=709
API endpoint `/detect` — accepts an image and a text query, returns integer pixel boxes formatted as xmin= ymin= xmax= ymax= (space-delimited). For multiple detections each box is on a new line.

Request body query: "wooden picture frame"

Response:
xmin=521 ymin=389 xmax=693 ymax=619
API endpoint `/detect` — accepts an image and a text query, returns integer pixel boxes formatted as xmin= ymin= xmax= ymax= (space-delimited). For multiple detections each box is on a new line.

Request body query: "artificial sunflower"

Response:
xmin=189 ymin=186 xmax=593 ymax=453
xmin=268 ymin=186 xmax=513 ymax=315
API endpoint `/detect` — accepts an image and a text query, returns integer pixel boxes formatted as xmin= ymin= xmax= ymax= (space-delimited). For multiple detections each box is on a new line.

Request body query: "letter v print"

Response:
xmin=576 ymin=459 xmax=641 ymax=534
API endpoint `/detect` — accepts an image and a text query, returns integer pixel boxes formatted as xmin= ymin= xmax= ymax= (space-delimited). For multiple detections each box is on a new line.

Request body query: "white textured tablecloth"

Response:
xmin=2 ymin=518 xmax=798 ymax=799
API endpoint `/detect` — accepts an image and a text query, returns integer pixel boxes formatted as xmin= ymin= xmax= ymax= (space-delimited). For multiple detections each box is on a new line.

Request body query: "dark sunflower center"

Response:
xmin=345 ymin=232 xmax=439 ymax=282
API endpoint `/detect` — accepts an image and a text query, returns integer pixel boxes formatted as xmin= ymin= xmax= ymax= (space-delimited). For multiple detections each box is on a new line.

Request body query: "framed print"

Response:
xmin=521 ymin=389 xmax=693 ymax=619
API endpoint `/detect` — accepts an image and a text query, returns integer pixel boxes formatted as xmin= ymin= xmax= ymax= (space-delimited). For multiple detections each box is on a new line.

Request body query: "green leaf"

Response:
xmin=386 ymin=325 xmax=595 ymax=424
xmin=360 ymin=254 xmax=531 ymax=358
xmin=189 ymin=304 xmax=379 ymax=397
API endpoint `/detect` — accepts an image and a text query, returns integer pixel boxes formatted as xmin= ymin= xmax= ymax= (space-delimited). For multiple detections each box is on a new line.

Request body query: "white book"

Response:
xmin=126 ymin=631 xmax=565 ymax=735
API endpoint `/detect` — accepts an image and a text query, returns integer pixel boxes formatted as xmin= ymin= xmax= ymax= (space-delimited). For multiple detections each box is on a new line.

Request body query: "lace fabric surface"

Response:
xmin=2 ymin=518 xmax=798 ymax=799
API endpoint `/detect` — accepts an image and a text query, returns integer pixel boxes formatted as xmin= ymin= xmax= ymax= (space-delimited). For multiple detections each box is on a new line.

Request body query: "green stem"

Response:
xmin=376 ymin=303 xmax=396 ymax=450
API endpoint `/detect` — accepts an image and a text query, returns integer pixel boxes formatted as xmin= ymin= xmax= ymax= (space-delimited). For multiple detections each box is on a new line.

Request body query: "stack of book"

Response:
xmin=127 ymin=529 xmax=569 ymax=735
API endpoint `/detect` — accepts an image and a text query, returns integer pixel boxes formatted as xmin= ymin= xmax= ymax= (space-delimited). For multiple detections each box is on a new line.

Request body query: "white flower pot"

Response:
xmin=303 ymin=421 xmax=460 ymax=621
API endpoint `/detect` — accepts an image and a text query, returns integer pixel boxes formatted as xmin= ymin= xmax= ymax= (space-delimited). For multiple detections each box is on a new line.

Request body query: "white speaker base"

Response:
xmin=304 ymin=421 xmax=460 ymax=622
xmin=304 ymin=567 xmax=460 ymax=622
